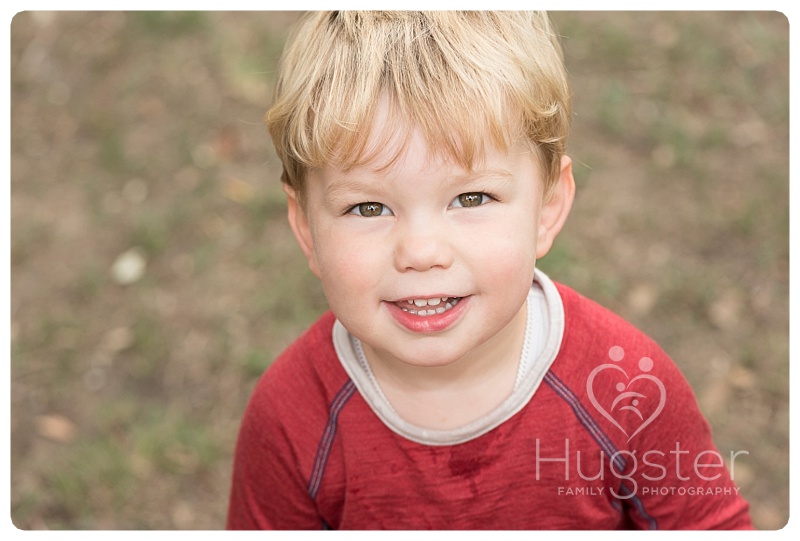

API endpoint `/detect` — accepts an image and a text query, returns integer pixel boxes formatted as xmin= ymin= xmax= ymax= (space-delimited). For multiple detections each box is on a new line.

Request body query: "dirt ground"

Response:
xmin=9 ymin=11 xmax=789 ymax=530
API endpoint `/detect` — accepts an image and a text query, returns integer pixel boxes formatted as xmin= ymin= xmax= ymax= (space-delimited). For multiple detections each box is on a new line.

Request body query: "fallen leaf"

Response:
xmin=222 ymin=176 xmax=255 ymax=204
xmin=102 ymin=326 xmax=134 ymax=353
xmin=35 ymin=414 xmax=77 ymax=443
xmin=626 ymin=283 xmax=658 ymax=315
xmin=708 ymin=290 xmax=742 ymax=330
xmin=727 ymin=365 xmax=757 ymax=391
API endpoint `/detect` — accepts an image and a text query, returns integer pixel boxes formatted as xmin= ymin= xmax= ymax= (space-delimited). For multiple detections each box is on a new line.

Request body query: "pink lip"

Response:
xmin=385 ymin=296 xmax=471 ymax=334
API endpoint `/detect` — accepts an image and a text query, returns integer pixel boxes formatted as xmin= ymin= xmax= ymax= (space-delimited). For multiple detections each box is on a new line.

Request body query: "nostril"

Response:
xmin=393 ymin=232 xmax=454 ymax=272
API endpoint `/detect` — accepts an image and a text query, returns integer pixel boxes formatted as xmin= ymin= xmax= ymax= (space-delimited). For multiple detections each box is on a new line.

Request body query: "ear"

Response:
xmin=284 ymin=184 xmax=321 ymax=278
xmin=536 ymin=156 xmax=575 ymax=259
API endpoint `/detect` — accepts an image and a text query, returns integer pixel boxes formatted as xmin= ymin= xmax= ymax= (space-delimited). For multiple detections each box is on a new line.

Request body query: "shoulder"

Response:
xmin=229 ymin=312 xmax=348 ymax=529
xmin=241 ymin=311 xmax=350 ymax=439
xmin=262 ymin=310 xmax=341 ymax=389
xmin=552 ymin=281 xmax=671 ymax=374
xmin=555 ymin=281 xmax=654 ymax=348
xmin=548 ymin=281 xmax=707 ymax=442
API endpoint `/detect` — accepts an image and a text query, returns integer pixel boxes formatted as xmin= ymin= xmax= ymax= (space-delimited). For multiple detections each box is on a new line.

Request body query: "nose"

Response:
xmin=393 ymin=217 xmax=455 ymax=272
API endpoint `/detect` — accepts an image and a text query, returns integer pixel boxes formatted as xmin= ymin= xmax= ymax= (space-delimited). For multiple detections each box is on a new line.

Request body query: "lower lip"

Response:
xmin=385 ymin=296 xmax=471 ymax=334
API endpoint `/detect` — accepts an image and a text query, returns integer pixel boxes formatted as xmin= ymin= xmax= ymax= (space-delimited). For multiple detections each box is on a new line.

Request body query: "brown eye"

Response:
xmin=356 ymin=202 xmax=386 ymax=217
xmin=457 ymin=192 xmax=485 ymax=207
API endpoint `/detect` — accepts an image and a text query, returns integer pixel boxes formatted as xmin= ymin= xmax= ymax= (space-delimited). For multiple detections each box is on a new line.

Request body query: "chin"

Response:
xmin=389 ymin=344 xmax=469 ymax=369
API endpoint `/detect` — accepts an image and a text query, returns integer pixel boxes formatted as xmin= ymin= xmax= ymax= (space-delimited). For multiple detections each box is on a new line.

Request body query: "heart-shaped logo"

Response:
xmin=586 ymin=346 xmax=666 ymax=442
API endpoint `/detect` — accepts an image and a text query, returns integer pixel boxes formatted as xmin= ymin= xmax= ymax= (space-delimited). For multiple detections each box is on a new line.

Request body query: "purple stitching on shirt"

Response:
xmin=544 ymin=370 xmax=658 ymax=530
xmin=307 ymin=379 xmax=357 ymax=500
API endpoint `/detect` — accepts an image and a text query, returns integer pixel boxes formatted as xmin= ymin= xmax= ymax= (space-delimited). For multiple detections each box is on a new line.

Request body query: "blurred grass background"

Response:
xmin=9 ymin=11 xmax=788 ymax=530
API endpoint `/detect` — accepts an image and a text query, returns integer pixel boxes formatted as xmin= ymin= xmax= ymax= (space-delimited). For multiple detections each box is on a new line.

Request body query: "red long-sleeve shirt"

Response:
xmin=227 ymin=280 xmax=752 ymax=529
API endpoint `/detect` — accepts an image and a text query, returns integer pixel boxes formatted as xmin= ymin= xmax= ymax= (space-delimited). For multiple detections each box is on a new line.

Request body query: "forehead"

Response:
xmin=334 ymin=94 xmax=529 ymax=179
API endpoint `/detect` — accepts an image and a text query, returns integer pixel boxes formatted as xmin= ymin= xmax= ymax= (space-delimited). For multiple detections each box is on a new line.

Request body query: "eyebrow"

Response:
xmin=324 ymin=177 xmax=390 ymax=203
xmin=457 ymin=168 xmax=515 ymax=183
xmin=323 ymin=168 xmax=515 ymax=202
xmin=446 ymin=168 xmax=517 ymax=193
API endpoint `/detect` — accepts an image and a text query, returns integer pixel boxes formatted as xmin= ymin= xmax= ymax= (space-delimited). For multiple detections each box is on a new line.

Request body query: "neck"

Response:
xmin=361 ymin=299 xmax=528 ymax=430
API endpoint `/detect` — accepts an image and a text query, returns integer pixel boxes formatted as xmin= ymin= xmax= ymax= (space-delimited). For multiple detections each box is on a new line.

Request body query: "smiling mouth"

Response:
xmin=394 ymin=296 xmax=462 ymax=317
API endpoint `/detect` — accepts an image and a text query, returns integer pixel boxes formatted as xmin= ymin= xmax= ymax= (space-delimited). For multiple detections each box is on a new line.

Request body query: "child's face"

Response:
xmin=286 ymin=110 xmax=573 ymax=372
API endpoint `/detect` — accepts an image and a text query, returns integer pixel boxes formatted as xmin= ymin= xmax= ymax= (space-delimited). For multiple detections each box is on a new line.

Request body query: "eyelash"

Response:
xmin=346 ymin=192 xmax=497 ymax=217
xmin=451 ymin=192 xmax=496 ymax=208
xmin=348 ymin=202 xmax=393 ymax=217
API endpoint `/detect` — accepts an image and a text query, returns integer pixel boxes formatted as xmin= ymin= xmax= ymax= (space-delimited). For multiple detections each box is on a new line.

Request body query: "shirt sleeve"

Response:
xmin=226 ymin=372 xmax=324 ymax=530
xmin=616 ymin=345 xmax=753 ymax=530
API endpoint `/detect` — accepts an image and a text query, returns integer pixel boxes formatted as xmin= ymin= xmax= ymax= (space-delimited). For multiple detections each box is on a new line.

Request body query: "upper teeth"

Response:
xmin=400 ymin=296 xmax=460 ymax=316
xmin=410 ymin=297 xmax=442 ymax=307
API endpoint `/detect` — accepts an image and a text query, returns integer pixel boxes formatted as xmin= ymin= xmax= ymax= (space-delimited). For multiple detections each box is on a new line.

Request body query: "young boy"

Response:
xmin=227 ymin=11 xmax=753 ymax=530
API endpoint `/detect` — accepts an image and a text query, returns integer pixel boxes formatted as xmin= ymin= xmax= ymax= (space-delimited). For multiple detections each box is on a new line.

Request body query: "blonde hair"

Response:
xmin=267 ymin=11 xmax=571 ymax=198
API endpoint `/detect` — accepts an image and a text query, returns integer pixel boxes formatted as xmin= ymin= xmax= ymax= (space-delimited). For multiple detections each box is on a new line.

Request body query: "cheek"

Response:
xmin=312 ymin=228 xmax=383 ymax=293
xmin=484 ymin=240 xmax=537 ymax=306
xmin=472 ymin=211 xmax=539 ymax=261
xmin=483 ymin=247 xmax=536 ymax=285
